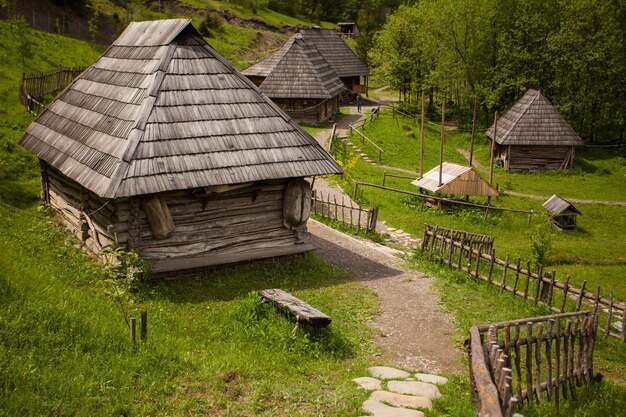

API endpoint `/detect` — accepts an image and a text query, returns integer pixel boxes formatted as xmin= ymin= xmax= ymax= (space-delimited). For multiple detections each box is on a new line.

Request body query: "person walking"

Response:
xmin=356 ymin=93 xmax=363 ymax=113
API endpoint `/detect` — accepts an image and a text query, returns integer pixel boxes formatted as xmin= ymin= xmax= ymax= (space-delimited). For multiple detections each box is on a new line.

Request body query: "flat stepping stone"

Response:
xmin=414 ymin=373 xmax=449 ymax=385
xmin=353 ymin=377 xmax=382 ymax=391
xmin=388 ymin=381 xmax=441 ymax=399
xmin=362 ymin=399 xmax=425 ymax=417
xmin=370 ymin=390 xmax=433 ymax=410
xmin=368 ymin=366 xmax=411 ymax=379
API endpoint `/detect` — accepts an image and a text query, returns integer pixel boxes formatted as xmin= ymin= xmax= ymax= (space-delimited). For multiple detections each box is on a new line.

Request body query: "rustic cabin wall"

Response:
xmin=508 ymin=146 xmax=572 ymax=172
xmin=131 ymin=180 xmax=302 ymax=270
xmin=44 ymin=165 xmax=129 ymax=258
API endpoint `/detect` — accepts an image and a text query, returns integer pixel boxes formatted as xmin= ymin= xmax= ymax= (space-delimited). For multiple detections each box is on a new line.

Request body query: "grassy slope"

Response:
xmin=339 ymin=110 xmax=626 ymax=300
xmin=0 ymin=205 xmax=379 ymax=416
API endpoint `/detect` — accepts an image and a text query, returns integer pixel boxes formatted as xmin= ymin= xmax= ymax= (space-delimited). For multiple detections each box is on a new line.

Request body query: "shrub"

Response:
xmin=198 ymin=9 xmax=222 ymax=37
xmin=529 ymin=221 xmax=552 ymax=268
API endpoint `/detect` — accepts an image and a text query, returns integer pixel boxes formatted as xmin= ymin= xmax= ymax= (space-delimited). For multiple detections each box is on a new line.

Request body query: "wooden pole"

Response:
xmin=140 ymin=310 xmax=147 ymax=341
xmin=489 ymin=111 xmax=498 ymax=185
xmin=469 ymin=96 xmax=478 ymax=167
xmin=439 ymin=101 xmax=445 ymax=186
xmin=420 ymin=91 xmax=425 ymax=178
xmin=130 ymin=317 xmax=136 ymax=343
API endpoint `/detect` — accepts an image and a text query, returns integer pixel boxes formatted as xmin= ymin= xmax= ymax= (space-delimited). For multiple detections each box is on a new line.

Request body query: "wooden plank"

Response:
xmin=469 ymin=326 xmax=503 ymax=417
xmin=259 ymin=288 xmax=331 ymax=327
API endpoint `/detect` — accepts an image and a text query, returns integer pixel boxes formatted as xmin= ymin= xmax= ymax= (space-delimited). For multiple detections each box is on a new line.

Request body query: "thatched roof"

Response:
xmin=543 ymin=195 xmax=581 ymax=216
xmin=298 ymin=28 xmax=369 ymax=78
xmin=486 ymin=89 xmax=584 ymax=146
xmin=19 ymin=19 xmax=342 ymax=199
xmin=411 ymin=162 xmax=499 ymax=197
xmin=257 ymin=36 xmax=344 ymax=99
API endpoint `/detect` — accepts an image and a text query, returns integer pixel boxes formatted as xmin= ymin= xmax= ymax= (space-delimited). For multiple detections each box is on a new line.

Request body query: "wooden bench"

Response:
xmin=258 ymin=289 xmax=331 ymax=328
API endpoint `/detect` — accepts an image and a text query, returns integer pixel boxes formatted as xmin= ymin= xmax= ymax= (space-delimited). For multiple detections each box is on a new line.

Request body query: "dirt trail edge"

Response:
xmin=308 ymin=220 xmax=463 ymax=374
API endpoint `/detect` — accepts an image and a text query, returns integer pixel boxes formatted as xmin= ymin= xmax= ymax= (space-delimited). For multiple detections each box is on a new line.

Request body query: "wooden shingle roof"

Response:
xmin=258 ymin=37 xmax=344 ymax=99
xmin=298 ymin=28 xmax=369 ymax=78
xmin=19 ymin=19 xmax=342 ymax=199
xmin=411 ymin=162 xmax=499 ymax=196
xmin=486 ymin=89 xmax=584 ymax=146
xmin=543 ymin=195 xmax=581 ymax=216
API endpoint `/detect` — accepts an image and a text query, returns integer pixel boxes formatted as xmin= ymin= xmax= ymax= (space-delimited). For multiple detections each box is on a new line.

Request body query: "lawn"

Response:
xmin=336 ymin=108 xmax=626 ymax=302
xmin=0 ymin=203 xmax=382 ymax=416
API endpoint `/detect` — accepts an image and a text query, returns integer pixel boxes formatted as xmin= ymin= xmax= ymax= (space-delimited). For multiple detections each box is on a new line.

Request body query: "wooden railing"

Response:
xmin=469 ymin=311 xmax=598 ymax=416
xmin=19 ymin=67 xmax=85 ymax=114
xmin=311 ymin=190 xmax=378 ymax=232
xmin=423 ymin=224 xmax=625 ymax=342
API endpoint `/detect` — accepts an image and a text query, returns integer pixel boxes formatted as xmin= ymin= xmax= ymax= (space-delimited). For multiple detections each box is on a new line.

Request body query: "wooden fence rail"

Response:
xmin=423 ymin=224 xmax=625 ymax=342
xmin=19 ymin=67 xmax=85 ymax=114
xmin=469 ymin=311 xmax=597 ymax=416
xmin=311 ymin=190 xmax=378 ymax=233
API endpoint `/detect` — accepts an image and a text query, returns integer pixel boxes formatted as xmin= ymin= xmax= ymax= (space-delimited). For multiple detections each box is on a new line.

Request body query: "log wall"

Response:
xmin=501 ymin=145 xmax=575 ymax=172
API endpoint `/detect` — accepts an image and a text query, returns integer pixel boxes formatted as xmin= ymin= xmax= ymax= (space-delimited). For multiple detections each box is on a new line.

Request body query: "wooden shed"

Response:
xmin=411 ymin=162 xmax=499 ymax=197
xmin=486 ymin=89 xmax=584 ymax=172
xmin=299 ymin=28 xmax=368 ymax=96
xmin=18 ymin=19 xmax=342 ymax=275
xmin=242 ymin=35 xmax=344 ymax=124
xmin=337 ymin=22 xmax=360 ymax=38
xmin=542 ymin=195 xmax=581 ymax=230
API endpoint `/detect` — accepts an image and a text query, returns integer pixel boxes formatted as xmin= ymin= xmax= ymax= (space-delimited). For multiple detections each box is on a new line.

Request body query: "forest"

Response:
xmin=368 ymin=0 xmax=626 ymax=143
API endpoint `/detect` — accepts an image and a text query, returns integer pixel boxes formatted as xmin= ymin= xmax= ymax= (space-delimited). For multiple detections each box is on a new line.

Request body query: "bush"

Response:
xmin=529 ymin=221 xmax=552 ymax=268
xmin=198 ymin=9 xmax=222 ymax=37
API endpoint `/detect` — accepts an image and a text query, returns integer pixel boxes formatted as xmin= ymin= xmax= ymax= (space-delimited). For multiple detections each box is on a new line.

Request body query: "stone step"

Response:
xmin=370 ymin=390 xmax=433 ymax=410
xmin=387 ymin=381 xmax=441 ymax=400
xmin=362 ymin=399 xmax=425 ymax=417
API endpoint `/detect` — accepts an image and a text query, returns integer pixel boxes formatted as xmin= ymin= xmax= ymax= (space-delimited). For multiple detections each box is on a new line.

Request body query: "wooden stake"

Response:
xmin=420 ymin=91 xmax=425 ymax=178
xmin=605 ymin=290 xmax=613 ymax=336
xmin=130 ymin=317 xmax=136 ymax=343
xmin=439 ymin=101 xmax=445 ymax=186
xmin=489 ymin=111 xmax=498 ymax=186
xmin=140 ymin=310 xmax=147 ymax=341
xmin=469 ymin=96 xmax=478 ymax=167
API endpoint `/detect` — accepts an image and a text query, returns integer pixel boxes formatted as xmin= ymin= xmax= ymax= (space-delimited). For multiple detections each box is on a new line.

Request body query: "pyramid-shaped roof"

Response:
xmin=486 ymin=89 xmax=584 ymax=146
xmin=19 ymin=19 xmax=342 ymax=199
xmin=258 ymin=36 xmax=344 ymax=99
xmin=543 ymin=194 xmax=581 ymax=216
xmin=411 ymin=162 xmax=499 ymax=197
xmin=298 ymin=28 xmax=369 ymax=78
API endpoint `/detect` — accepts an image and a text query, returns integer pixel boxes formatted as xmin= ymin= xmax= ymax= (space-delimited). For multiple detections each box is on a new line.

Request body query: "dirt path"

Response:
xmin=308 ymin=220 xmax=463 ymax=374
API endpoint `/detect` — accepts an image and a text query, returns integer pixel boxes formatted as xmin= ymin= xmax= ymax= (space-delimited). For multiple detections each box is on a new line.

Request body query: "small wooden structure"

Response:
xmin=243 ymin=35 xmax=343 ymax=124
xmin=259 ymin=288 xmax=331 ymax=328
xmin=543 ymin=194 xmax=581 ymax=230
xmin=486 ymin=89 xmax=584 ymax=172
xmin=18 ymin=19 xmax=342 ymax=275
xmin=411 ymin=162 xmax=499 ymax=197
xmin=337 ymin=22 xmax=359 ymax=38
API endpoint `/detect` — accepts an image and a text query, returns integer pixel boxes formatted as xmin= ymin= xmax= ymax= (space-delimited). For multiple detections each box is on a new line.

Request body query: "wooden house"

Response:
xmin=542 ymin=195 xmax=581 ymax=230
xmin=411 ymin=162 xmax=499 ymax=197
xmin=337 ymin=22 xmax=360 ymax=38
xmin=299 ymin=28 xmax=369 ymax=95
xmin=486 ymin=89 xmax=584 ymax=172
xmin=18 ymin=19 xmax=342 ymax=275
xmin=243 ymin=35 xmax=343 ymax=124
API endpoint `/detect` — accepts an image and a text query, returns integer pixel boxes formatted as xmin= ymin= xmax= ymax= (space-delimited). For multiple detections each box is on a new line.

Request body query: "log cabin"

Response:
xmin=486 ymin=89 xmax=584 ymax=172
xmin=243 ymin=35 xmax=343 ymax=124
xmin=18 ymin=19 xmax=342 ymax=275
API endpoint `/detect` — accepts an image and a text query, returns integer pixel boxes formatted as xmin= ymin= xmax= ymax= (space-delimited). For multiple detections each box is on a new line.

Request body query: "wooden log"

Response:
xmin=562 ymin=319 xmax=570 ymax=400
xmin=258 ymin=289 xmax=331 ymax=327
xmin=555 ymin=317 xmax=561 ymax=411
xmin=534 ymin=264 xmax=543 ymax=305
xmin=142 ymin=196 xmax=175 ymax=240
xmin=561 ymin=275 xmax=570 ymax=313
xmin=576 ymin=280 xmax=587 ymax=311
xmin=500 ymin=253 xmax=509 ymax=292
xmin=140 ymin=310 xmax=147 ymax=341
xmin=523 ymin=261 xmax=531 ymax=300
xmin=568 ymin=319 xmax=578 ymax=399
xmin=545 ymin=319 xmax=553 ymax=402
xmin=534 ymin=323 xmax=543 ymax=403
xmin=512 ymin=257 xmax=521 ymax=295
xmin=525 ymin=322 xmax=534 ymax=403
xmin=513 ymin=323 xmax=523 ymax=405
xmin=474 ymin=244 xmax=482 ymax=278
xmin=577 ymin=317 xmax=585 ymax=385
xmin=605 ymin=290 xmax=613 ymax=336
xmin=488 ymin=248 xmax=496 ymax=283
xmin=469 ymin=326 xmax=503 ymax=417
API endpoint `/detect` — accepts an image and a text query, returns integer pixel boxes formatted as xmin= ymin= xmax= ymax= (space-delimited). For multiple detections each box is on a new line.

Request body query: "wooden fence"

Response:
xmin=19 ymin=67 xmax=85 ymax=114
xmin=311 ymin=190 xmax=378 ymax=232
xmin=469 ymin=311 xmax=597 ymax=416
xmin=422 ymin=224 xmax=625 ymax=342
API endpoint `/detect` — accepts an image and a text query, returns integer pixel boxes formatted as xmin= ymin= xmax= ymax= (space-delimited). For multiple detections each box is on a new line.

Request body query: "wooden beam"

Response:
xmin=259 ymin=288 xmax=331 ymax=327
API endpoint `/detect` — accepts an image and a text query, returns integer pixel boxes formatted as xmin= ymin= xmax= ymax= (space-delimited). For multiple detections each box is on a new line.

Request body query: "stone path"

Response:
xmin=353 ymin=366 xmax=449 ymax=417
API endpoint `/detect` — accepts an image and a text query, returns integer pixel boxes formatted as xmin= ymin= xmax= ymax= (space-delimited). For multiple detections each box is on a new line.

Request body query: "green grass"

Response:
xmin=334 ymin=108 xmax=626 ymax=303
xmin=0 ymin=204 xmax=380 ymax=416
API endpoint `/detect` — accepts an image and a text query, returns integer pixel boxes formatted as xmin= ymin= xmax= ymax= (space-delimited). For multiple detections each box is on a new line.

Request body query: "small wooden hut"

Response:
xmin=411 ymin=163 xmax=499 ymax=197
xmin=486 ymin=89 xmax=584 ymax=172
xmin=243 ymin=35 xmax=344 ymax=124
xmin=337 ymin=22 xmax=359 ymax=38
xmin=18 ymin=19 xmax=342 ymax=275
xmin=542 ymin=195 xmax=581 ymax=230
xmin=298 ymin=28 xmax=369 ymax=95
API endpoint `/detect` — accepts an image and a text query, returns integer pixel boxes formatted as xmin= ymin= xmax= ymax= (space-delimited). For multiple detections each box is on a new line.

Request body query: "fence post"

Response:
xmin=534 ymin=265 xmax=543 ymax=305
xmin=500 ymin=253 xmax=509 ymax=291
xmin=140 ymin=310 xmax=148 ymax=341
xmin=575 ymin=280 xmax=587 ymax=311
xmin=383 ymin=171 xmax=387 ymax=187
xmin=353 ymin=181 xmax=359 ymax=199
xmin=368 ymin=207 xmax=378 ymax=232
xmin=130 ymin=317 xmax=136 ymax=343
xmin=528 ymin=208 xmax=534 ymax=226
